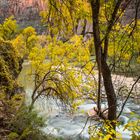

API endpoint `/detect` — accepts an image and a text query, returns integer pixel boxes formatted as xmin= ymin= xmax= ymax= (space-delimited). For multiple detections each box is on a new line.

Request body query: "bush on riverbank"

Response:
xmin=8 ymin=106 xmax=47 ymax=140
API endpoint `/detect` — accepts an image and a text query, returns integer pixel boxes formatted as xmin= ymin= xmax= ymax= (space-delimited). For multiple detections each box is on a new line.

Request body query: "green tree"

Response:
xmin=0 ymin=17 xmax=38 ymax=98
xmin=0 ymin=38 xmax=21 ymax=98
xmin=0 ymin=16 xmax=18 ymax=40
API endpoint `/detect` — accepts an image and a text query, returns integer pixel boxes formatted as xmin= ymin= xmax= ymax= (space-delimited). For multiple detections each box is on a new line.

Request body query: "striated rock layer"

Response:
xmin=0 ymin=0 xmax=139 ymax=33
xmin=0 ymin=0 xmax=46 ymax=18
xmin=0 ymin=0 xmax=47 ymax=33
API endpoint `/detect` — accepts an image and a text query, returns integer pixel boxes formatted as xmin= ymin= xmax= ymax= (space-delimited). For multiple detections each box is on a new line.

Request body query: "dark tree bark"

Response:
xmin=90 ymin=0 xmax=117 ymax=126
xmin=90 ymin=0 xmax=139 ymax=132
xmin=101 ymin=58 xmax=117 ymax=121
xmin=90 ymin=0 xmax=102 ymax=114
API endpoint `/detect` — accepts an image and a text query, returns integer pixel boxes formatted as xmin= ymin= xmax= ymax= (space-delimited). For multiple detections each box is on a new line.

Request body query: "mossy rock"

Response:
xmin=0 ymin=38 xmax=22 ymax=97
xmin=8 ymin=132 xmax=19 ymax=140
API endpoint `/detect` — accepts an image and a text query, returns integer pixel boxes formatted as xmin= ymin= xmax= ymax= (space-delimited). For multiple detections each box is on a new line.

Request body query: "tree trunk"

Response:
xmin=90 ymin=0 xmax=117 ymax=128
xmin=101 ymin=58 xmax=117 ymax=122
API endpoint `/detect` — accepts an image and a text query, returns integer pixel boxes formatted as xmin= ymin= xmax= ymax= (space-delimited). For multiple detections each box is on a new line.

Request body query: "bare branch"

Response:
xmin=117 ymin=76 xmax=140 ymax=118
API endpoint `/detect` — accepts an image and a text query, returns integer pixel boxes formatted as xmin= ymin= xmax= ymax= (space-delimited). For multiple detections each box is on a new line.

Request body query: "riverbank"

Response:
xmin=17 ymin=62 xmax=140 ymax=140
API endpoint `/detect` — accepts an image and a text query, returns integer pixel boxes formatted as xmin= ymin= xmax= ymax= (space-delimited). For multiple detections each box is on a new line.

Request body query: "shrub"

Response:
xmin=9 ymin=106 xmax=49 ymax=140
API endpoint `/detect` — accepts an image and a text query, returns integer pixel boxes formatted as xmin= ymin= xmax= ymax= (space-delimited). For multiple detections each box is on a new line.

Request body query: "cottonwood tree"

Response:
xmin=90 ymin=0 xmax=140 ymax=122
xmin=41 ymin=0 xmax=140 ymax=137
xmin=28 ymin=35 xmax=96 ymax=110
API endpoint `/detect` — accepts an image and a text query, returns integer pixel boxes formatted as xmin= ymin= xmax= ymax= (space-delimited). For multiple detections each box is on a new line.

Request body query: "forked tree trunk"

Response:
xmin=90 ymin=0 xmax=117 ymax=129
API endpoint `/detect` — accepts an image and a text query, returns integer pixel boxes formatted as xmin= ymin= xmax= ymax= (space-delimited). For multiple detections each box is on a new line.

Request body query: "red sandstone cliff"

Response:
xmin=0 ymin=0 xmax=46 ymax=19
xmin=0 ymin=0 xmax=139 ymax=33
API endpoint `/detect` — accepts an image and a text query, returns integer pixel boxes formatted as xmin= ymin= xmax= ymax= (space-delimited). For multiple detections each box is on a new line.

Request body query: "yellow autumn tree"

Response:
xmin=28 ymin=35 xmax=96 ymax=110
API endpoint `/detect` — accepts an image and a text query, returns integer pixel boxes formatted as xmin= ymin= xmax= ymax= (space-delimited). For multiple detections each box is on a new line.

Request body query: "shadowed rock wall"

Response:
xmin=0 ymin=0 xmax=46 ymax=19
xmin=0 ymin=0 xmax=46 ymax=33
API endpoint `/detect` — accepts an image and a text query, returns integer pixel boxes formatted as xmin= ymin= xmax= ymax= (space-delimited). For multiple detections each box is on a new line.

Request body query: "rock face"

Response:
xmin=0 ymin=0 xmax=46 ymax=19
xmin=0 ymin=0 xmax=46 ymax=33
xmin=0 ymin=0 xmax=139 ymax=33
xmin=0 ymin=0 xmax=140 ymax=21
xmin=122 ymin=0 xmax=140 ymax=24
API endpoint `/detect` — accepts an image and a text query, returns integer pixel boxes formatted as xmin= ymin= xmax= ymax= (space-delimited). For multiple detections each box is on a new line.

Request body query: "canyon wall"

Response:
xmin=0 ymin=0 xmax=47 ymax=32
xmin=0 ymin=0 xmax=139 ymax=33
xmin=122 ymin=0 xmax=140 ymax=24
xmin=0 ymin=0 xmax=139 ymax=22
xmin=0 ymin=0 xmax=46 ymax=19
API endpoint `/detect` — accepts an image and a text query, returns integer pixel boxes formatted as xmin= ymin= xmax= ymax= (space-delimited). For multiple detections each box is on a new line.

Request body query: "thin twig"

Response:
xmin=117 ymin=76 xmax=140 ymax=118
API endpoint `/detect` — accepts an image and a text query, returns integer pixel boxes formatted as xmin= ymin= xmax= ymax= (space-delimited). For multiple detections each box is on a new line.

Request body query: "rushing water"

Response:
xmin=18 ymin=62 xmax=140 ymax=140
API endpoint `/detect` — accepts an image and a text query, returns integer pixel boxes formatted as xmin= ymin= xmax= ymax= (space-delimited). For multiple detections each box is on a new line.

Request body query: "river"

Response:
xmin=18 ymin=62 xmax=140 ymax=140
